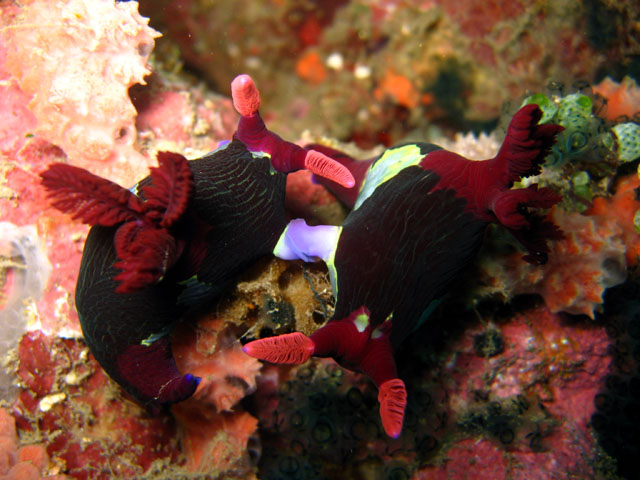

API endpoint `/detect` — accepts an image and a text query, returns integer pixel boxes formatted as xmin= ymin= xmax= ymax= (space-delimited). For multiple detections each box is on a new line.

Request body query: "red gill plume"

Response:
xmin=40 ymin=152 xmax=194 ymax=293
xmin=40 ymin=163 xmax=146 ymax=226
xmin=142 ymin=151 xmax=194 ymax=228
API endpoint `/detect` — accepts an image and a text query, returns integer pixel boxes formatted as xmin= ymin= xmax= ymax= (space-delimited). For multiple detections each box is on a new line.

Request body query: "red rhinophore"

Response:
xmin=231 ymin=74 xmax=261 ymax=117
xmin=243 ymin=332 xmax=315 ymax=364
xmin=378 ymin=378 xmax=407 ymax=439
xmin=231 ymin=73 xmax=355 ymax=188
xmin=40 ymin=163 xmax=145 ymax=226
xmin=143 ymin=151 xmax=194 ymax=228
xmin=304 ymin=149 xmax=355 ymax=188
xmin=303 ymin=143 xmax=374 ymax=208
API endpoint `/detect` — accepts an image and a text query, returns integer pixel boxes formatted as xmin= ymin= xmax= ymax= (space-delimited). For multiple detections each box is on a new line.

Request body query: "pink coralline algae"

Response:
xmin=131 ymin=76 xmax=239 ymax=153
xmin=416 ymin=305 xmax=611 ymax=479
xmin=0 ymin=1 xmax=239 ymax=338
xmin=443 ymin=306 xmax=611 ymax=479
xmin=476 ymin=206 xmax=628 ymax=319
xmin=9 ymin=331 xmax=181 ymax=480
xmin=0 ymin=0 xmax=160 ymax=181
xmin=5 ymin=318 xmax=263 ymax=479
xmin=0 ymin=0 xmax=162 ymax=336
xmin=170 ymin=316 xmax=261 ymax=475
xmin=0 ymin=407 xmax=69 ymax=480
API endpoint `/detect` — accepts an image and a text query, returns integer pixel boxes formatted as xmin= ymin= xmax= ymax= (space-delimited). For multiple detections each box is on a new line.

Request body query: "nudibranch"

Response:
xmin=243 ymin=104 xmax=564 ymax=438
xmin=39 ymin=75 xmax=354 ymax=409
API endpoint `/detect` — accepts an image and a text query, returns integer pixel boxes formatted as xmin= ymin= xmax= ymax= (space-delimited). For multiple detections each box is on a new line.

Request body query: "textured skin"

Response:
xmin=331 ymin=165 xmax=486 ymax=349
xmin=76 ymin=140 xmax=287 ymax=407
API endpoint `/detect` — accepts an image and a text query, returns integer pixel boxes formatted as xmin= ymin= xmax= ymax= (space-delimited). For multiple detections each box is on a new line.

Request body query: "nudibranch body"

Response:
xmin=244 ymin=104 xmax=564 ymax=438
xmin=40 ymin=75 xmax=354 ymax=409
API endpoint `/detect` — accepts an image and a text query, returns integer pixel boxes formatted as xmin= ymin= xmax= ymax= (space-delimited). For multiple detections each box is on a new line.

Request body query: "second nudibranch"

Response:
xmin=39 ymin=75 xmax=354 ymax=410
xmin=243 ymin=104 xmax=564 ymax=438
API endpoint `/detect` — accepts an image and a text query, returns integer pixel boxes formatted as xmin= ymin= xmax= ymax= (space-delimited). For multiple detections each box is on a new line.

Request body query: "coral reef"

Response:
xmin=139 ymin=0 xmax=635 ymax=145
xmin=0 ymin=407 xmax=68 ymax=480
xmin=248 ymin=302 xmax=612 ymax=479
xmin=589 ymin=174 xmax=640 ymax=267
xmin=8 ymin=330 xmax=181 ymax=480
xmin=1 ymin=1 xmax=638 ymax=479
xmin=516 ymin=81 xmax=639 ymax=219
xmin=470 ymin=81 xmax=640 ymax=322
xmin=170 ymin=316 xmax=261 ymax=476
xmin=0 ymin=223 xmax=51 ymax=401
xmin=522 ymin=87 xmax=640 ymax=170
xmin=475 ymin=206 xmax=627 ymax=318
xmin=0 ymin=0 xmax=160 ymax=181
xmin=593 ymin=75 xmax=640 ymax=121
xmin=592 ymin=279 xmax=640 ymax=480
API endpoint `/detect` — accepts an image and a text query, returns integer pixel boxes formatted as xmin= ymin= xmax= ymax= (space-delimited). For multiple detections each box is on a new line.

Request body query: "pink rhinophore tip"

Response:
xmin=304 ymin=150 xmax=355 ymax=189
xmin=231 ymin=74 xmax=261 ymax=116
xmin=378 ymin=378 xmax=407 ymax=438
xmin=243 ymin=332 xmax=315 ymax=364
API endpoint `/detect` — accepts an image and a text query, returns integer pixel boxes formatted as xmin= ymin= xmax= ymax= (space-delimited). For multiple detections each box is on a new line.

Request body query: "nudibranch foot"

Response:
xmin=243 ymin=332 xmax=315 ymax=364
xmin=378 ymin=378 xmax=407 ymax=439
xmin=117 ymin=337 xmax=201 ymax=404
xmin=231 ymin=74 xmax=354 ymax=188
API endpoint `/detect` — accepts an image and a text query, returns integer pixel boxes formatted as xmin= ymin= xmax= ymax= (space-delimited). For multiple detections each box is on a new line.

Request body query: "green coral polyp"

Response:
xmin=522 ymin=93 xmax=557 ymax=123
xmin=522 ymin=89 xmax=638 ymax=170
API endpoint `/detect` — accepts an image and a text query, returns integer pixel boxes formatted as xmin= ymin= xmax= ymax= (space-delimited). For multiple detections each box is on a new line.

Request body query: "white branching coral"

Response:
xmin=436 ymin=131 xmax=501 ymax=161
xmin=1 ymin=0 xmax=160 ymax=169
